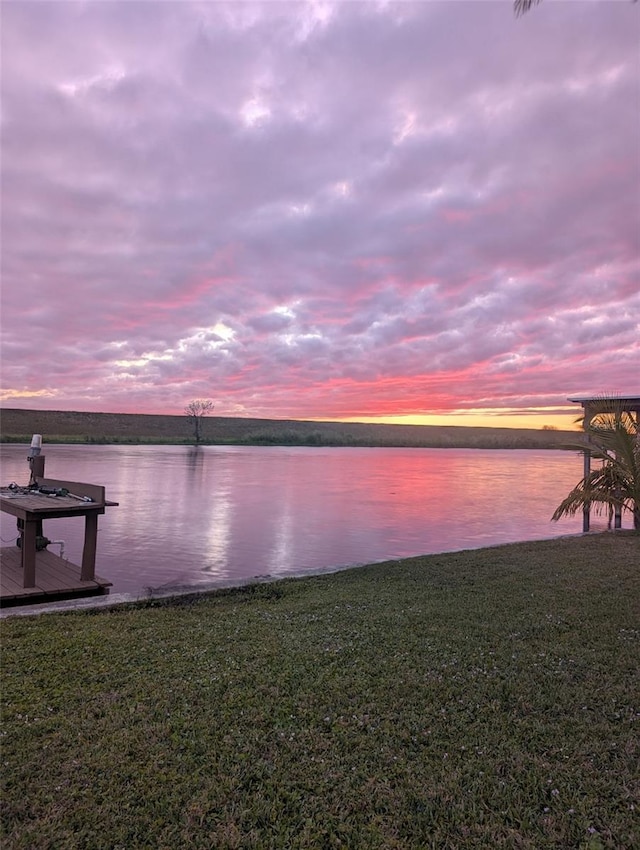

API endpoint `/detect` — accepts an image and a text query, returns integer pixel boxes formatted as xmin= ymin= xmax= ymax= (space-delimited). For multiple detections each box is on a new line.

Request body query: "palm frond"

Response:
xmin=514 ymin=0 xmax=543 ymax=17
xmin=551 ymin=466 xmax=630 ymax=522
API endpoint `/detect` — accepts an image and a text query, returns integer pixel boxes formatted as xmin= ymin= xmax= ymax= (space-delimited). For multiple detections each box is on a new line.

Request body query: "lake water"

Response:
xmin=0 ymin=444 xmax=613 ymax=596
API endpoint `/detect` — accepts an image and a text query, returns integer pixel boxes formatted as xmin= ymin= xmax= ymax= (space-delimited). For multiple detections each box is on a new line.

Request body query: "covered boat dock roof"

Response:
xmin=568 ymin=394 xmax=640 ymax=427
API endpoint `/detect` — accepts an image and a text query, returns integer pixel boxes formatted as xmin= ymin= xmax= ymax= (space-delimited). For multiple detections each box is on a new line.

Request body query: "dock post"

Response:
xmin=582 ymin=447 xmax=591 ymax=532
xmin=81 ymin=513 xmax=99 ymax=581
xmin=21 ymin=521 xmax=37 ymax=587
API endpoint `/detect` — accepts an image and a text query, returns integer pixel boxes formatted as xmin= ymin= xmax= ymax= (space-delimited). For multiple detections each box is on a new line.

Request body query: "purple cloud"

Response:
xmin=1 ymin=1 xmax=638 ymax=423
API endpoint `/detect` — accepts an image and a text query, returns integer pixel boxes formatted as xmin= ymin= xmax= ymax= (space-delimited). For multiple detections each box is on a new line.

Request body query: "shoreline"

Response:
xmin=2 ymin=529 xmax=629 ymax=620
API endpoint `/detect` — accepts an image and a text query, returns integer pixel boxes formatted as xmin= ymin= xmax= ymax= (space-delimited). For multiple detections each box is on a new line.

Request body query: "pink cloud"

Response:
xmin=1 ymin=1 xmax=638 ymax=423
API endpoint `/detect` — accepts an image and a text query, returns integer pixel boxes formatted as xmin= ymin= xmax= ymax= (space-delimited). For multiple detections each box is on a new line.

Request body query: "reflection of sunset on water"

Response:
xmin=1 ymin=444 xmax=614 ymax=597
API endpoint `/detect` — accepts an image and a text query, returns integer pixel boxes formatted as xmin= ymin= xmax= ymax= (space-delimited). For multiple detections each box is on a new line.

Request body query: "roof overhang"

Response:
xmin=568 ymin=394 xmax=640 ymax=426
xmin=569 ymin=394 xmax=640 ymax=409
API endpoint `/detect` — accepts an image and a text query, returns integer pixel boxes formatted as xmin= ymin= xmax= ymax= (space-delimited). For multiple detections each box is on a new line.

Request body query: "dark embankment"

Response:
xmin=0 ymin=407 xmax=578 ymax=449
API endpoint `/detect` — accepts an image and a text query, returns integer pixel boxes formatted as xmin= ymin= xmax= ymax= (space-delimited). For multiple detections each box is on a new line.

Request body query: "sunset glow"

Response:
xmin=341 ymin=410 xmax=582 ymax=432
xmin=1 ymin=2 xmax=638 ymax=428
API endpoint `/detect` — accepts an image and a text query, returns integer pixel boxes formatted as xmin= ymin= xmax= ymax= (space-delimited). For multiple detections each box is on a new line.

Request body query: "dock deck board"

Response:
xmin=0 ymin=546 xmax=111 ymax=606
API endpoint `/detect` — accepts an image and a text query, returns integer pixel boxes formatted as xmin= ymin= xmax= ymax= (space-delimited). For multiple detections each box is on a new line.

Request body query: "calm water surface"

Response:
xmin=0 ymin=444 xmax=607 ymax=595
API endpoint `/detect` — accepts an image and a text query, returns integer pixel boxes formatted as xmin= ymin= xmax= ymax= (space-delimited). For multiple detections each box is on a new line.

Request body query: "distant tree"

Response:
xmin=542 ymin=425 xmax=558 ymax=431
xmin=185 ymin=399 xmax=214 ymax=445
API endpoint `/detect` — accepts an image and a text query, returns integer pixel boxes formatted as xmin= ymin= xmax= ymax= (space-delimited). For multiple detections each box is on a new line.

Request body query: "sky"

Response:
xmin=1 ymin=0 xmax=639 ymax=430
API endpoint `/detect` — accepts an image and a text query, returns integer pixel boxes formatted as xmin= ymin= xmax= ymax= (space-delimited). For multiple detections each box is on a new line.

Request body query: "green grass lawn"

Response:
xmin=1 ymin=534 xmax=638 ymax=849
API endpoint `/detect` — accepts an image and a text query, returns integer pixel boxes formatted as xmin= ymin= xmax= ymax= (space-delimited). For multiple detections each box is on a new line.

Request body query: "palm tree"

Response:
xmin=552 ymin=405 xmax=640 ymax=530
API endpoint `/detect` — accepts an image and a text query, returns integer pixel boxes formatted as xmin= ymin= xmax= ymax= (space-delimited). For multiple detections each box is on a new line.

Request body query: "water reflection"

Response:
xmin=186 ymin=445 xmax=204 ymax=471
xmin=0 ymin=444 xmax=611 ymax=595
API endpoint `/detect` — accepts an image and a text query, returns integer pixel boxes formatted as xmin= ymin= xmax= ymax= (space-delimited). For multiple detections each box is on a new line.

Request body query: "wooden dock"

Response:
xmin=0 ymin=546 xmax=112 ymax=607
xmin=1 ymin=473 xmax=117 ymax=608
